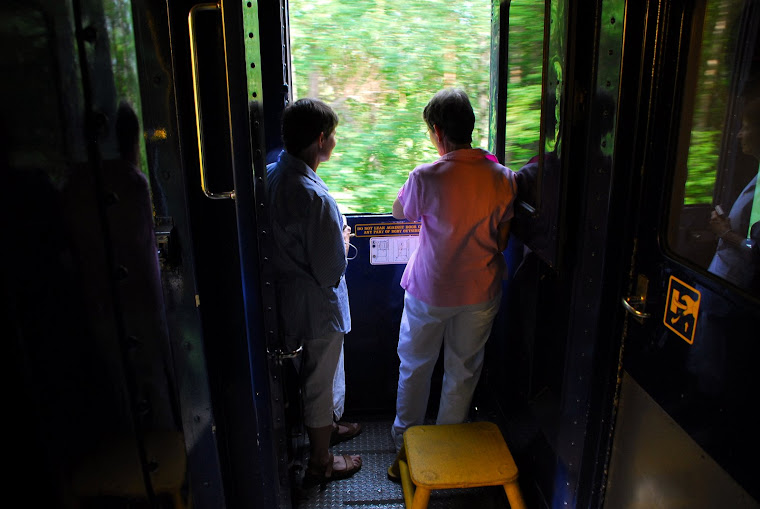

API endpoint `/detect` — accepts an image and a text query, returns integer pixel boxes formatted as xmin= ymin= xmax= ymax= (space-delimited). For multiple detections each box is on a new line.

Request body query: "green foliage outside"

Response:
xmin=504 ymin=2 xmax=544 ymax=168
xmin=102 ymin=0 xmax=735 ymax=211
xmin=686 ymin=130 xmax=721 ymax=204
xmin=290 ymin=0 xmax=745 ymax=212
xmin=290 ymin=0 xmax=544 ymax=213
xmin=683 ymin=1 xmax=745 ymax=205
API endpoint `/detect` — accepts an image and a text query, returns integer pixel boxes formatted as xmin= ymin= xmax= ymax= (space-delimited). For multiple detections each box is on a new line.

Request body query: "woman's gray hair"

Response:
xmin=423 ymin=88 xmax=475 ymax=144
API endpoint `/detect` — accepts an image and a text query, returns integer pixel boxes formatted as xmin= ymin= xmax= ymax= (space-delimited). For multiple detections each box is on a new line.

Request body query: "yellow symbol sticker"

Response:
xmin=663 ymin=276 xmax=701 ymax=344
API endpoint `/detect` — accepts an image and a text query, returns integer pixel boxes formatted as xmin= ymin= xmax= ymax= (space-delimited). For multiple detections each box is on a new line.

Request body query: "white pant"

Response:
xmin=333 ymin=342 xmax=345 ymax=421
xmin=392 ymin=291 xmax=501 ymax=450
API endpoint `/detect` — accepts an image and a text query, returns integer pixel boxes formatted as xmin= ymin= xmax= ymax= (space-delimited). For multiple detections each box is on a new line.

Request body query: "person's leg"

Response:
xmin=302 ymin=331 xmax=361 ymax=475
xmin=330 ymin=341 xmax=362 ymax=444
xmin=391 ymin=292 xmax=448 ymax=451
xmin=436 ymin=292 xmax=502 ymax=425
xmin=305 ymin=424 xmax=334 ymax=471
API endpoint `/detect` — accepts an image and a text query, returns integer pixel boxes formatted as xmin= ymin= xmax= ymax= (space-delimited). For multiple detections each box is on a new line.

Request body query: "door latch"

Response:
xmin=622 ymin=274 xmax=651 ymax=320
xmin=267 ymin=345 xmax=303 ymax=365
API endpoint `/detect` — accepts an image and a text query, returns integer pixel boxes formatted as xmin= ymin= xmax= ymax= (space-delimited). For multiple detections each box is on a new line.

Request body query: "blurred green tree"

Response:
xmin=290 ymin=0 xmax=544 ymax=213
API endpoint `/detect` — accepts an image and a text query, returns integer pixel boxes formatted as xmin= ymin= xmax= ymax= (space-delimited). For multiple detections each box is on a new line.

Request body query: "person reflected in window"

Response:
xmin=266 ymin=98 xmax=362 ymax=485
xmin=389 ymin=89 xmax=517 ymax=453
xmin=707 ymin=97 xmax=760 ymax=291
xmin=63 ymin=100 xmax=178 ymax=432
xmin=689 ymin=98 xmax=760 ymax=401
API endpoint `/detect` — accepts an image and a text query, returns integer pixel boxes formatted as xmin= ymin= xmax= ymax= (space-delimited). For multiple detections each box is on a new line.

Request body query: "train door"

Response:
xmin=170 ymin=1 xmax=294 ymax=507
xmin=3 ymin=0 xmax=291 ymax=507
xmin=605 ymin=0 xmax=760 ymax=506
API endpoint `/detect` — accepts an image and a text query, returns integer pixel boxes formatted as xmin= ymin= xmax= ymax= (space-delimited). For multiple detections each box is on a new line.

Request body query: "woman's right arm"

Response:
xmin=392 ymin=197 xmax=405 ymax=219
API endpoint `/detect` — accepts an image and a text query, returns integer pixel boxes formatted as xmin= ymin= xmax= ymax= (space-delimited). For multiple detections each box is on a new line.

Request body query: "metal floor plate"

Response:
xmin=293 ymin=419 xmax=510 ymax=509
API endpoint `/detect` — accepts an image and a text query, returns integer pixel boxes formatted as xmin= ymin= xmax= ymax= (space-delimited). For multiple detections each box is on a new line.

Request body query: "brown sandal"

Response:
xmin=331 ymin=421 xmax=363 ymax=446
xmin=305 ymin=453 xmax=362 ymax=485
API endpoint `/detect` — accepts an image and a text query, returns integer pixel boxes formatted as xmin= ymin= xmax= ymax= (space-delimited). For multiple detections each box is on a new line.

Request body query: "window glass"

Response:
xmin=506 ymin=0 xmax=545 ymax=170
xmin=510 ymin=0 xmax=562 ymax=269
xmin=670 ymin=0 xmax=760 ymax=295
xmin=288 ymin=1 xmax=492 ymax=213
xmin=103 ymin=0 xmax=150 ymax=182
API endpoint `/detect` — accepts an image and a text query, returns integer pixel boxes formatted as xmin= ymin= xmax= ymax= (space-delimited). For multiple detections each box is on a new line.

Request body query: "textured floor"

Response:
xmin=293 ymin=419 xmax=511 ymax=509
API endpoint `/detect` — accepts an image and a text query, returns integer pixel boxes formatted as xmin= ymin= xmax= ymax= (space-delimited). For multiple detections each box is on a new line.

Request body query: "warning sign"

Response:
xmin=663 ymin=275 xmax=701 ymax=344
xmin=370 ymin=236 xmax=419 ymax=265
xmin=354 ymin=222 xmax=420 ymax=237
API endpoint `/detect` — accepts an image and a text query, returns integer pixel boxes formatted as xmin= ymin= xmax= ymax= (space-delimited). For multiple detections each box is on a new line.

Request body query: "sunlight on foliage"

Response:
xmin=290 ymin=0 xmax=499 ymax=213
xmin=685 ymin=130 xmax=720 ymax=205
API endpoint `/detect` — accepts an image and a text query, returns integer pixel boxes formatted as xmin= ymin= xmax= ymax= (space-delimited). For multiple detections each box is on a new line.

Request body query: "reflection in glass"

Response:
xmin=3 ymin=0 xmax=186 ymax=505
xmin=706 ymin=99 xmax=760 ymax=290
xmin=672 ymin=0 xmax=760 ymax=295
xmin=511 ymin=0 xmax=564 ymax=270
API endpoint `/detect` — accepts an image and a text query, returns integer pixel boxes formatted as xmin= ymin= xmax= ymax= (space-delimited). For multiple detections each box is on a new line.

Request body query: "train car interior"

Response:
xmin=3 ymin=0 xmax=759 ymax=508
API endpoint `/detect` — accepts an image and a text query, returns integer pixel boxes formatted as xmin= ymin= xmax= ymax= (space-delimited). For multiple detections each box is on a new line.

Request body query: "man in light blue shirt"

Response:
xmin=266 ymin=98 xmax=362 ymax=484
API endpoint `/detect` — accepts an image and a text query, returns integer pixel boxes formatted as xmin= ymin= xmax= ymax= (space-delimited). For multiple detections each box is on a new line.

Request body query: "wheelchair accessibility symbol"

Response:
xmin=663 ymin=276 xmax=701 ymax=344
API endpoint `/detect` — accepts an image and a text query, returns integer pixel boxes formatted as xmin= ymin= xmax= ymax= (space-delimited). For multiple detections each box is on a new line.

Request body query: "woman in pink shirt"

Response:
xmin=390 ymin=88 xmax=517 ymax=452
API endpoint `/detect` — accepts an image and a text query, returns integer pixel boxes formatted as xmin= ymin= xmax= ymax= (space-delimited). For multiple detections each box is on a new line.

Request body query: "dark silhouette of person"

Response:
xmin=62 ymin=100 xmax=178 ymax=433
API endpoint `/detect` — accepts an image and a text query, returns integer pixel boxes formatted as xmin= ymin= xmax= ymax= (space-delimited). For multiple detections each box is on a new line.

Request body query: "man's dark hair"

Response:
xmin=423 ymin=88 xmax=475 ymax=144
xmin=281 ymin=98 xmax=339 ymax=154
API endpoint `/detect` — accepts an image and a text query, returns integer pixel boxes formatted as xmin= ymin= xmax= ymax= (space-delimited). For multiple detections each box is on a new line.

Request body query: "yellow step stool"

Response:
xmin=391 ymin=422 xmax=526 ymax=509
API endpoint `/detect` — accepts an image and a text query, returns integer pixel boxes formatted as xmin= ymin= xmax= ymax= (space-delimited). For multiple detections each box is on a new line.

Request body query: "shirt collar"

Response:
xmin=438 ymin=148 xmax=492 ymax=162
xmin=277 ymin=150 xmax=329 ymax=191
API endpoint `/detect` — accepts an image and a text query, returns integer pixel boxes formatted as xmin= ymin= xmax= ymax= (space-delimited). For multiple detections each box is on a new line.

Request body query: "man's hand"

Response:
xmin=343 ymin=225 xmax=351 ymax=256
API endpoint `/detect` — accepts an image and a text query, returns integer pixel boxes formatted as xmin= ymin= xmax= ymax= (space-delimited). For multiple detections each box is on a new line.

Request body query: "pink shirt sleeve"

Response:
xmin=397 ymin=171 xmax=421 ymax=220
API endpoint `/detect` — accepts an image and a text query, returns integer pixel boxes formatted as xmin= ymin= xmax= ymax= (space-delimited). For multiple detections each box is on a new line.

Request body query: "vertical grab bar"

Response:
xmin=188 ymin=2 xmax=236 ymax=200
